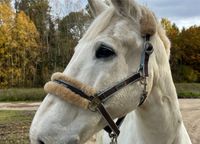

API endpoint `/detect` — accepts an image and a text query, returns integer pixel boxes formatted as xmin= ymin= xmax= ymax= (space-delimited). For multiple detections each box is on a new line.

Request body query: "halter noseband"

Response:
xmin=45 ymin=34 xmax=153 ymax=144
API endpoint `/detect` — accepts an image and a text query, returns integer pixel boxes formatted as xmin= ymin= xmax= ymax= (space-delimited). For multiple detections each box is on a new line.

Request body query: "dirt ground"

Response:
xmin=87 ymin=99 xmax=200 ymax=144
xmin=179 ymin=99 xmax=200 ymax=144
xmin=0 ymin=99 xmax=199 ymax=143
xmin=0 ymin=102 xmax=40 ymax=110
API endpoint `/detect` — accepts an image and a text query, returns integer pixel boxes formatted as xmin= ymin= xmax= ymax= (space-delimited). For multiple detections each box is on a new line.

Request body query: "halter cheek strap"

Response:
xmin=102 ymin=35 xmax=153 ymax=137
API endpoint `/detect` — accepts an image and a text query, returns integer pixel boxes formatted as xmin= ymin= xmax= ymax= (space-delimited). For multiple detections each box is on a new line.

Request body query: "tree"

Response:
xmin=0 ymin=0 xmax=11 ymax=5
xmin=13 ymin=11 xmax=40 ymax=86
xmin=161 ymin=18 xmax=200 ymax=82
xmin=15 ymin=0 xmax=53 ymax=85
xmin=180 ymin=26 xmax=200 ymax=66
xmin=14 ymin=0 xmax=93 ymax=85
xmin=57 ymin=10 xmax=92 ymax=67
xmin=161 ymin=19 xmax=181 ymax=79
xmin=0 ymin=3 xmax=14 ymax=87
xmin=0 ymin=3 xmax=40 ymax=88
xmin=161 ymin=18 xmax=172 ymax=35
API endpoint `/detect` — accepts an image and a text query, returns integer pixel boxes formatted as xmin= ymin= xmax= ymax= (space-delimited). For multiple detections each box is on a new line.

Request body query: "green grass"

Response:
xmin=0 ymin=110 xmax=35 ymax=144
xmin=0 ymin=83 xmax=199 ymax=102
xmin=175 ymin=83 xmax=200 ymax=98
xmin=0 ymin=88 xmax=46 ymax=102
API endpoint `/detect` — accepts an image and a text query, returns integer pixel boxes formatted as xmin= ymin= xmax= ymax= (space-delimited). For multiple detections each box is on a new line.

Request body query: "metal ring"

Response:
xmin=88 ymin=97 xmax=101 ymax=112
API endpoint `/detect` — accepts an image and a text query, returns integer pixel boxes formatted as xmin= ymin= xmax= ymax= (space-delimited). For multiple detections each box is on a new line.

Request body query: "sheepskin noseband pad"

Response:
xmin=44 ymin=72 xmax=96 ymax=109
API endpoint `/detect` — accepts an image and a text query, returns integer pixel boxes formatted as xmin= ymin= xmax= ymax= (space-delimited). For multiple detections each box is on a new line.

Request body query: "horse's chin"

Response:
xmin=30 ymin=122 xmax=97 ymax=144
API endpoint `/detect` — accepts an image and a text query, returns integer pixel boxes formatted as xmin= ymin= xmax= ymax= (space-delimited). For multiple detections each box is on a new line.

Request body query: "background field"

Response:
xmin=0 ymin=88 xmax=45 ymax=102
xmin=0 ymin=83 xmax=199 ymax=102
xmin=175 ymin=83 xmax=200 ymax=98
xmin=0 ymin=110 xmax=35 ymax=144
xmin=0 ymin=99 xmax=200 ymax=144
xmin=0 ymin=83 xmax=199 ymax=143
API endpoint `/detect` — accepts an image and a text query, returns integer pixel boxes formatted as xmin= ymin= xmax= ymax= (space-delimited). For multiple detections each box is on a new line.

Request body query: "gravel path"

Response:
xmin=0 ymin=99 xmax=199 ymax=143
xmin=0 ymin=102 xmax=40 ymax=110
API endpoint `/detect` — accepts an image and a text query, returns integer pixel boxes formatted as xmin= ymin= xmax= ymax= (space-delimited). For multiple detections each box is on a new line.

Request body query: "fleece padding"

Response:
xmin=44 ymin=72 xmax=96 ymax=109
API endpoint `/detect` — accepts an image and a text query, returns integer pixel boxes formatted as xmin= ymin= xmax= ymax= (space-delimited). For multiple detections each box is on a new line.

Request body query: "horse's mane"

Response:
xmin=157 ymin=22 xmax=171 ymax=56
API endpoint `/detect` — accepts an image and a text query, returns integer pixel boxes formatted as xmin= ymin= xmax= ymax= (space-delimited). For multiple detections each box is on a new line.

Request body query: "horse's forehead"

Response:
xmin=104 ymin=17 xmax=139 ymax=39
xmin=113 ymin=20 xmax=132 ymax=35
xmin=113 ymin=20 xmax=140 ymax=38
xmin=97 ymin=19 xmax=140 ymax=46
xmin=81 ymin=8 xmax=140 ymax=42
xmin=105 ymin=18 xmax=141 ymax=51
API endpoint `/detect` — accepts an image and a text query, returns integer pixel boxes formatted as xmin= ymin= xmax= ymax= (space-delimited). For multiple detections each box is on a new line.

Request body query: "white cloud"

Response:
xmin=172 ymin=17 xmax=200 ymax=29
xmin=137 ymin=0 xmax=200 ymax=29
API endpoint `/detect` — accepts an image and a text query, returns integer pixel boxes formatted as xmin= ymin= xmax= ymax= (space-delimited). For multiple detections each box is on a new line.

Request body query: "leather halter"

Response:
xmin=53 ymin=35 xmax=153 ymax=143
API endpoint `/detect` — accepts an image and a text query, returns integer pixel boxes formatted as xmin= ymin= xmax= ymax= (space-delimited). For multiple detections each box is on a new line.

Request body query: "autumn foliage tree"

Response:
xmin=1 ymin=2 xmax=199 ymax=88
xmin=0 ymin=3 xmax=40 ymax=88
xmin=15 ymin=0 xmax=53 ymax=85
xmin=0 ymin=0 xmax=92 ymax=88
xmin=0 ymin=3 xmax=14 ymax=87
xmin=161 ymin=18 xmax=200 ymax=82
xmin=178 ymin=26 xmax=200 ymax=82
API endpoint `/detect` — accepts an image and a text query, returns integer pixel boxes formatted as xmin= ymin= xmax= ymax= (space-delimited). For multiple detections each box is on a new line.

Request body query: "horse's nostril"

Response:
xmin=38 ymin=139 xmax=45 ymax=144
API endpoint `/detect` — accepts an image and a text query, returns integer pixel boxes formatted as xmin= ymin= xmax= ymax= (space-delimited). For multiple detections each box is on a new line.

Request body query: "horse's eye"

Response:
xmin=95 ymin=44 xmax=116 ymax=59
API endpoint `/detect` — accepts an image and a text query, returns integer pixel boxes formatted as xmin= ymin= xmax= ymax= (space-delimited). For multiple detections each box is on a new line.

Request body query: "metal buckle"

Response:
xmin=144 ymin=42 xmax=154 ymax=55
xmin=109 ymin=133 xmax=118 ymax=144
xmin=88 ymin=97 xmax=101 ymax=112
xmin=139 ymin=90 xmax=147 ymax=106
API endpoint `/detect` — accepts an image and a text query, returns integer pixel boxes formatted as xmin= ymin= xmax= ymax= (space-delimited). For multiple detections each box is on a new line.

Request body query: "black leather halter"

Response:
xmin=53 ymin=35 xmax=153 ymax=143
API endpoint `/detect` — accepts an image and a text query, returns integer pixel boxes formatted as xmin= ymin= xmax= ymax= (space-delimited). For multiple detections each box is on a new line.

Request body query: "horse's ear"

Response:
xmin=88 ymin=0 xmax=108 ymax=17
xmin=140 ymin=7 xmax=157 ymax=37
xmin=111 ymin=0 xmax=141 ymax=20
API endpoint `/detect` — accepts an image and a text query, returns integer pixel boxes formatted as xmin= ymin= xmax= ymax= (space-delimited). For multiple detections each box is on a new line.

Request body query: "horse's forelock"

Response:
xmin=140 ymin=7 xmax=157 ymax=36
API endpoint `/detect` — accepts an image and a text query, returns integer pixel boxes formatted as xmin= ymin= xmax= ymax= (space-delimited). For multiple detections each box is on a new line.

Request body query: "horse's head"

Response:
xmin=30 ymin=0 xmax=170 ymax=143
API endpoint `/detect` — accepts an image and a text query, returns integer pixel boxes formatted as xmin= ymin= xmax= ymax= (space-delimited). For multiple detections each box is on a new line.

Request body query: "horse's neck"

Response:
xmin=118 ymin=72 xmax=191 ymax=144
xmin=132 ymin=86 xmax=182 ymax=144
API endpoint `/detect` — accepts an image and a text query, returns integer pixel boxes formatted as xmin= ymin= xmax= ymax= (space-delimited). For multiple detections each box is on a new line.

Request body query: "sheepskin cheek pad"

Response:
xmin=44 ymin=72 xmax=96 ymax=109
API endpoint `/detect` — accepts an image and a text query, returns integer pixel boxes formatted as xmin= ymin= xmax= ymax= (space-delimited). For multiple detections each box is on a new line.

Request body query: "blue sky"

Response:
xmin=50 ymin=0 xmax=200 ymax=29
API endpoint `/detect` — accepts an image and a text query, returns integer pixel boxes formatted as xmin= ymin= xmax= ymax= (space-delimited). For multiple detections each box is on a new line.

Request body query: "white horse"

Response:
xmin=30 ymin=0 xmax=192 ymax=144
